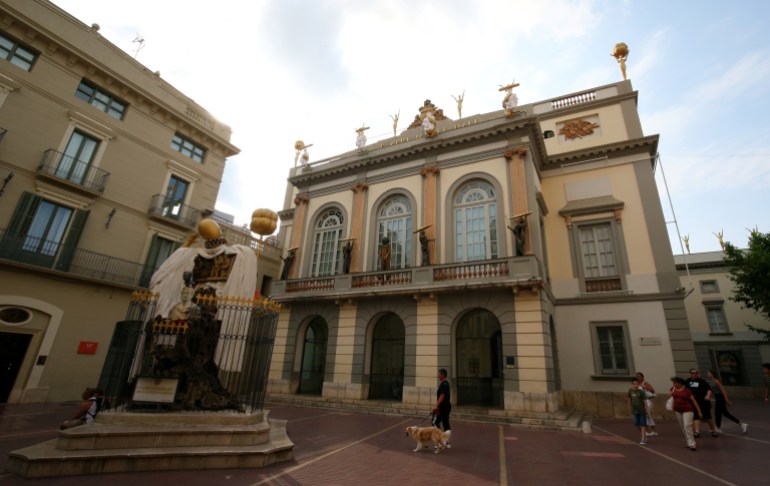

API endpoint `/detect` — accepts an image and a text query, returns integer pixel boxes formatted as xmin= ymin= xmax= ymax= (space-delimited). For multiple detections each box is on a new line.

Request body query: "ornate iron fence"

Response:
xmin=97 ymin=291 xmax=280 ymax=414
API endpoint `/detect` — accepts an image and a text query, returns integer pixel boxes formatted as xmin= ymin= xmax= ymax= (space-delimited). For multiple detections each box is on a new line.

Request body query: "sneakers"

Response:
xmin=639 ymin=440 xmax=646 ymax=445
xmin=646 ymin=431 xmax=658 ymax=437
xmin=693 ymin=432 xmax=702 ymax=438
xmin=711 ymin=431 xmax=719 ymax=437
xmin=715 ymin=428 xmax=722 ymax=434
xmin=741 ymin=423 xmax=748 ymax=434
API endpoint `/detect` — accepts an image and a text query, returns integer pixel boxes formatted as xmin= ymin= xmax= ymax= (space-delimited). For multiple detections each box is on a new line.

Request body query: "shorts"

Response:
xmin=695 ymin=399 xmax=712 ymax=420
xmin=632 ymin=413 xmax=647 ymax=427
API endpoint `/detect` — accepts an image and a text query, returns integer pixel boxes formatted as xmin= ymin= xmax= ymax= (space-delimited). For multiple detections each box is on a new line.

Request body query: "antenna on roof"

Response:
xmin=132 ymin=35 xmax=145 ymax=59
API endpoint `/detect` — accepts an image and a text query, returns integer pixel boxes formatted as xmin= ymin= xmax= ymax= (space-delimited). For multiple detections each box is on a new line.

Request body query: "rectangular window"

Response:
xmin=0 ymin=32 xmax=38 ymax=71
xmin=592 ymin=324 xmax=630 ymax=375
xmin=57 ymin=130 xmax=100 ymax=185
xmin=577 ymin=222 xmax=622 ymax=292
xmin=699 ymin=280 xmax=719 ymax=293
xmin=162 ymin=175 xmax=190 ymax=219
xmin=23 ymin=200 xmax=73 ymax=257
xmin=74 ymin=80 xmax=127 ymax=120
xmin=706 ymin=305 xmax=728 ymax=333
xmin=171 ymin=133 xmax=206 ymax=163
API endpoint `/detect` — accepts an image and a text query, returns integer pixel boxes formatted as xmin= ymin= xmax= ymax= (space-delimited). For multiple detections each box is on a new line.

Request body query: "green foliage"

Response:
xmin=723 ymin=229 xmax=770 ymax=340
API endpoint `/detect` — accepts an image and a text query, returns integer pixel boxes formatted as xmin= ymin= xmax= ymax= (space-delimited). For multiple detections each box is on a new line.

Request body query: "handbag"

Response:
xmin=665 ymin=395 xmax=674 ymax=411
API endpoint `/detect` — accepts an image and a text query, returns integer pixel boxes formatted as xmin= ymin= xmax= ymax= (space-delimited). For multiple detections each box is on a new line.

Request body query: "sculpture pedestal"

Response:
xmin=5 ymin=410 xmax=294 ymax=478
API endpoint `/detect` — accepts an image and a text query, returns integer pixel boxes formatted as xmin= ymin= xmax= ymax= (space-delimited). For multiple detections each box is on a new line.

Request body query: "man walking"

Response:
xmin=433 ymin=368 xmax=452 ymax=447
xmin=687 ymin=369 xmax=718 ymax=437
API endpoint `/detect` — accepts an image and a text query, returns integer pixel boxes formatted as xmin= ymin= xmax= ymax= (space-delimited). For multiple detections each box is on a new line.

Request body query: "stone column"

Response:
xmin=324 ymin=300 xmax=364 ymax=399
xmin=349 ymin=182 xmax=369 ymax=272
xmin=511 ymin=290 xmax=558 ymax=412
xmin=504 ymin=147 xmax=529 ymax=254
xmin=419 ymin=165 xmax=440 ymax=264
xmin=404 ymin=297 xmax=440 ymax=406
xmin=288 ymin=194 xmax=309 ymax=279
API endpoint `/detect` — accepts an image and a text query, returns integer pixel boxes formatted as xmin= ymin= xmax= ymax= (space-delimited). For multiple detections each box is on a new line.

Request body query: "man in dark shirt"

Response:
xmin=687 ymin=368 xmax=718 ymax=437
xmin=432 ymin=368 xmax=452 ymax=447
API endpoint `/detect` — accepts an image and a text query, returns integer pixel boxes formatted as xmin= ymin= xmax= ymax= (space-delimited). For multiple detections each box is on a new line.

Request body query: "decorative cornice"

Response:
xmin=419 ymin=165 xmax=440 ymax=177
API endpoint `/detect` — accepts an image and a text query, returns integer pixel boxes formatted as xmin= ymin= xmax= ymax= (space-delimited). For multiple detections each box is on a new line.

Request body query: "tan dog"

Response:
xmin=405 ymin=426 xmax=451 ymax=453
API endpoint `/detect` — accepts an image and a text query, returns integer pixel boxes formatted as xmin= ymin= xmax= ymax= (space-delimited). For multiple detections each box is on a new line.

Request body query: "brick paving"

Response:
xmin=1 ymin=398 xmax=768 ymax=485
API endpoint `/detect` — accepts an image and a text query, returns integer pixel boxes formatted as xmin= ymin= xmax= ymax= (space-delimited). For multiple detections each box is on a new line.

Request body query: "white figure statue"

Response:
xmin=421 ymin=111 xmax=436 ymax=136
xmin=502 ymin=90 xmax=519 ymax=117
xmin=356 ymin=130 xmax=366 ymax=148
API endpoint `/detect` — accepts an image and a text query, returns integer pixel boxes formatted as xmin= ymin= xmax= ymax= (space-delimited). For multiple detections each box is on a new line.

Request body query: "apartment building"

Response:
xmin=0 ymin=0 xmax=239 ymax=403
xmin=268 ymin=80 xmax=697 ymax=417
xmin=676 ymin=251 xmax=770 ymax=395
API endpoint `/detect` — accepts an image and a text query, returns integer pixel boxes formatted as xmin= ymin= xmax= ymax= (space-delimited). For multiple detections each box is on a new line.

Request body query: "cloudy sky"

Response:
xmin=52 ymin=0 xmax=770 ymax=254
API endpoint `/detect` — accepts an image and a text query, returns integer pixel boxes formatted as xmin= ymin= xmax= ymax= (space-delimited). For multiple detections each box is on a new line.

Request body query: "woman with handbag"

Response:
xmin=670 ymin=376 xmax=703 ymax=451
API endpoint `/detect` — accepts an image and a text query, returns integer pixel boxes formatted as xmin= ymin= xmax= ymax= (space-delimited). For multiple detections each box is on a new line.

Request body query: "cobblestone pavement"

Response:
xmin=1 ymin=398 xmax=768 ymax=485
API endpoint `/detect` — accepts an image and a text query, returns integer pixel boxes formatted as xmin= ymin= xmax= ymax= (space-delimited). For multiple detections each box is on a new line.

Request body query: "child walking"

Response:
xmin=627 ymin=377 xmax=648 ymax=445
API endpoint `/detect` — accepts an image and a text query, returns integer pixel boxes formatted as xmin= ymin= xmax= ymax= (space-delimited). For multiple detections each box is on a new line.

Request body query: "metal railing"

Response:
xmin=0 ymin=228 xmax=151 ymax=288
xmin=37 ymin=149 xmax=110 ymax=194
xmin=98 ymin=292 xmax=280 ymax=414
xmin=148 ymin=194 xmax=200 ymax=229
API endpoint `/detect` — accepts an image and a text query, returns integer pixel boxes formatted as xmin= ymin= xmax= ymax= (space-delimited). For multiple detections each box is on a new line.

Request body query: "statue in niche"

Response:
xmin=420 ymin=231 xmax=432 ymax=266
xmin=379 ymin=236 xmax=391 ymax=271
xmin=507 ymin=214 xmax=529 ymax=256
xmin=341 ymin=239 xmax=354 ymax=274
xmin=280 ymin=248 xmax=297 ymax=280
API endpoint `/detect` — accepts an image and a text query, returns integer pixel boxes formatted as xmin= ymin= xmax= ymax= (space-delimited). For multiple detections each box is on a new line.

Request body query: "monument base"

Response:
xmin=5 ymin=410 xmax=294 ymax=478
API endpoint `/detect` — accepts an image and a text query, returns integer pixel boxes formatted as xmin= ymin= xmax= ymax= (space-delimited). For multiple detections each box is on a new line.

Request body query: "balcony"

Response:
xmin=36 ymin=149 xmax=110 ymax=195
xmin=0 ymin=228 xmax=151 ymax=288
xmin=271 ymin=256 xmax=543 ymax=302
xmin=148 ymin=194 xmax=200 ymax=230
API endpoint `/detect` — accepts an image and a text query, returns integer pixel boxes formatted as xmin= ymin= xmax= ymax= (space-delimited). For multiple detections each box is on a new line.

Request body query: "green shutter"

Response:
xmin=0 ymin=192 xmax=40 ymax=258
xmin=54 ymin=208 xmax=89 ymax=271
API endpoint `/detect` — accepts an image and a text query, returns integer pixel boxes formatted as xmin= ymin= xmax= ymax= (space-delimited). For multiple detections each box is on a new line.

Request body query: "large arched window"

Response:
xmin=454 ymin=180 xmax=498 ymax=262
xmin=311 ymin=208 xmax=343 ymax=276
xmin=376 ymin=195 xmax=412 ymax=270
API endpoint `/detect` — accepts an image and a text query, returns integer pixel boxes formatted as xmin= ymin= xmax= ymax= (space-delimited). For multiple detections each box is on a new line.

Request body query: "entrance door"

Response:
xmin=298 ymin=318 xmax=327 ymax=395
xmin=369 ymin=314 xmax=405 ymax=400
xmin=456 ymin=309 xmax=503 ymax=407
xmin=0 ymin=332 xmax=32 ymax=403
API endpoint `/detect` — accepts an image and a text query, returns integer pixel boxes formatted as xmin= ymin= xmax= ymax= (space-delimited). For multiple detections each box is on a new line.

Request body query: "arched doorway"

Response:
xmin=369 ymin=313 xmax=405 ymax=400
xmin=298 ymin=317 xmax=327 ymax=395
xmin=456 ymin=309 xmax=503 ymax=408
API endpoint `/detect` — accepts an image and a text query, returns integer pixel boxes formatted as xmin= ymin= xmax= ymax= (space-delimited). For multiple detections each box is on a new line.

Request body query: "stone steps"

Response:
xmin=5 ymin=412 xmax=294 ymax=479
xmin=267 ymin=394 xmax=588 ymax=432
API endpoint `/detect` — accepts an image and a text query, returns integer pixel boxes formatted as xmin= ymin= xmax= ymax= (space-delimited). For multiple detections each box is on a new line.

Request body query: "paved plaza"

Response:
xmin=1 ymin=397 xmax=767 ymax=485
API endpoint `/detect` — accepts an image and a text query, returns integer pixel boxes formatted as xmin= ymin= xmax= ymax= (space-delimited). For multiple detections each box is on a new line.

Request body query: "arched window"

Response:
xmin=311 ymin=208 xmax=343 ymax=276
xmin=454 ymin=180 xmax=498 ymax=262
xmin=376 ymin=195 xmax=412 ymax=269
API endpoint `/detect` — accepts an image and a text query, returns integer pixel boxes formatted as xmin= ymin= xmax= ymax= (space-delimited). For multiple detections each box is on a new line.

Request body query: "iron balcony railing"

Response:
xmin=37 ymin=149 xmax=110 ymax=194
xmin=148 ymin=194 xmax=200 ymax=229
xmin=0 ymin=228 xmax=153 ymax=288
xmin=272 ymin=256 xmax=542 ymax=301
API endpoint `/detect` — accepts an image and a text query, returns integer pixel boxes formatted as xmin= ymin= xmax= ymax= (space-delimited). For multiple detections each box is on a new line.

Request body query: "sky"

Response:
xmin=51 ymin=0 xmax=770 ymax=255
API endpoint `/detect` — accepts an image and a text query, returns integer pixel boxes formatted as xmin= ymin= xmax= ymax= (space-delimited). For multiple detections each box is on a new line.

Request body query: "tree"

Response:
xmin=723 ymin=229 xmax=770 ymax=341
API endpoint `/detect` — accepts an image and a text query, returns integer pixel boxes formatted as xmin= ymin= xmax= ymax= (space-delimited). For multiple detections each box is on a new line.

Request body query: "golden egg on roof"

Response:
xmin=197 ymin=218 xmax=222 ymax=240
xmin=250 ymin=208 xmax=278 ymax=236
xmin=294 ymin=140 xmax=305 ymax=150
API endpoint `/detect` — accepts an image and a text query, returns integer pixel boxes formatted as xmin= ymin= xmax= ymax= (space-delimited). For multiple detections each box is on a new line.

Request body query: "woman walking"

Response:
xmin=706 ymin=370 xmax=748 ymax=434
xmin=670 ymin=376 xmax=702 ymax=451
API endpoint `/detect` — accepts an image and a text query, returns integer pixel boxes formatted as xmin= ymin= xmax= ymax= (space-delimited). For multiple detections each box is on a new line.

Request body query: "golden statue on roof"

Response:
xmin=611 ymin=42 xmax=629 ymax=80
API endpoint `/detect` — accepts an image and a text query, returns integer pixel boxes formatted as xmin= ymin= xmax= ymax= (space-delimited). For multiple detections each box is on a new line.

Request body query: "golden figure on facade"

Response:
xmin=390 ymin=111 xmax=400 ymax=137
xmin=451 ymin=90 xmax=465 ymax=119
xmin=499 ymin=80 xmax=520 ymax=118
xmin=714 ymin=229 xmax=725 ymax=251
xmin=611 ymin=42 xmax=630 ymax=80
